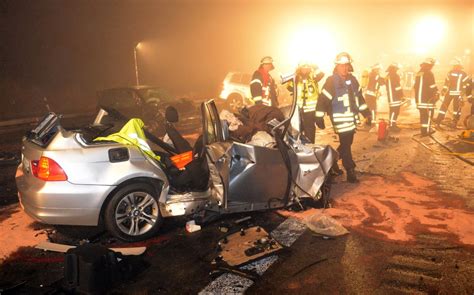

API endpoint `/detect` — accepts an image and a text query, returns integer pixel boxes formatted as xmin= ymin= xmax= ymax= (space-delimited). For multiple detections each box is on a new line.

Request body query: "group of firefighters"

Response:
xmin=248 ymin=53 xmax=473 ymax=183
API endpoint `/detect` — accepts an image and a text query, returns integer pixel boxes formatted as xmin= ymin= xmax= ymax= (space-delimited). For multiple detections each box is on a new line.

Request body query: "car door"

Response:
xmin=202 ymin=100 xmax=290 ymax=213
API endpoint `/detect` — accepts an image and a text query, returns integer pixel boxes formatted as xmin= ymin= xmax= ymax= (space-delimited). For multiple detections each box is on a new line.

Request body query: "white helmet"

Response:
xmin=370 ymin=63 xmax=382 ymax=70
xmin=260 ymin=56 xmax=274 ymax=65
xmin=421 ymin=57 xmax=437 ymax=66
xmin=334 ymin=52 xmax=353 ymax=64
xmin=450 ymin=58 xmax=462 ymax=67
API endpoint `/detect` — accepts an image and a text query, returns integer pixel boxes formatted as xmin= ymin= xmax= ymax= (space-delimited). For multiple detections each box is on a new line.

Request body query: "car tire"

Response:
xmin=226 ymin=93 xmax=244 ymax=112
xmin=104 ymin=183 xmax=163 ymax=242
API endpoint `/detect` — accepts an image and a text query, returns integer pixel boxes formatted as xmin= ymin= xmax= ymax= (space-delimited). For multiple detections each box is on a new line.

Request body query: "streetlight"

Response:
xmin=134 ymin=42 xmax=142 ymax=86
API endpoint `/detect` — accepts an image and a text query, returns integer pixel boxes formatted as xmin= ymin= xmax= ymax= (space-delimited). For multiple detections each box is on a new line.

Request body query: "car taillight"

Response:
xmin=34 ymin=156 xmax=68 ymax=181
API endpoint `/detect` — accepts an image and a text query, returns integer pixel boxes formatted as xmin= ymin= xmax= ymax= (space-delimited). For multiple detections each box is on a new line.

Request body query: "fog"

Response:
xmin=1 ymin=0 xmax=472 ymax=118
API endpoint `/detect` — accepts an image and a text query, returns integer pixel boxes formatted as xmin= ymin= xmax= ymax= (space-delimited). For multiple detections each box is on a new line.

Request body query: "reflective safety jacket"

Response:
xmin=95 ymin=118 xmax=161 ymax=161
xmin=365 ymin=71 xmax=385 ymax=97
xmin=442 ymin=69 xmax=469 ymax=97
xmin=286 ymin=71 xmax=323 ymax=113
xmin=250 ymin=68 xmax=278 ymax=107
xmin=316 ymin=74 xmax=370 ymax=134
xmin=385 ymin=71 xmax=404 ymax=107
xmin=414 ymin=69 xmax=438 ymax=109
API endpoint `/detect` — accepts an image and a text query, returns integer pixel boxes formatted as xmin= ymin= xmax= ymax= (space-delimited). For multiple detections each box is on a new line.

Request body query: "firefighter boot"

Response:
xmin=347 ymin=168 xmax=359 ymax=183
xmin=330 ymin=161 xmax=344 ymax=176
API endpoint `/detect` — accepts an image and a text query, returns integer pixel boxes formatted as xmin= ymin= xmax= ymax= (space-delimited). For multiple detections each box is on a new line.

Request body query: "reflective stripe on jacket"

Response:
xmin=316 ymin=74 xmax=370 ymax=134
xmin=286 ymin=73 xmax=320 ymax=112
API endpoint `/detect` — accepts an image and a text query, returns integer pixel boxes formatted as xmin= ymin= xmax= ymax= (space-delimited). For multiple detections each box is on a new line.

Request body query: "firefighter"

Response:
xmin=414 ymin=58 xmax=439 ymax=136
xmin=315 ymin=52 xmax=372 ymax=183
xmin=435 ymin=58 xmax=470 ymax=128
xmin=286 ymin=62 xmax=325 ymax=143
xmin=385 ymin=62 xmax=404 ymax=131
xmin=365 ymin=63 xmax=385 ymax=123
xmin=250 ymin=56 xmax=279 ymax=107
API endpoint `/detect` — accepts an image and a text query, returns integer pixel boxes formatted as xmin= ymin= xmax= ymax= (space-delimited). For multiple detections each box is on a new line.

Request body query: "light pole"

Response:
xmin=134 ymin=42 xmax=141 ymax=86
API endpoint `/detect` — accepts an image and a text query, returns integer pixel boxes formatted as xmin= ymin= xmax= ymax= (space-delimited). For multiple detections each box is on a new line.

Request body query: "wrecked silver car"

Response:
xmin=15 ymin=80 xmax=337 ymax=242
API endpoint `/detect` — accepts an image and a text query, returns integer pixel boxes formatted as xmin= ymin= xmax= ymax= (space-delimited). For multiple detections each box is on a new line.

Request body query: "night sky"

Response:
xmin=1 ymin=0 xmax=472 ymax=118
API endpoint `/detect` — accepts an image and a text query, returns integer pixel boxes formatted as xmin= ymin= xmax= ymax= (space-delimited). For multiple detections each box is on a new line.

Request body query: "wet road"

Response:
xmin=0 ymin=110 xmax=473 ymax=294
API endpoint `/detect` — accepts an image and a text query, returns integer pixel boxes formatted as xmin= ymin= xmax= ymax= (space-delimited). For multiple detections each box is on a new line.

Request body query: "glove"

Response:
xmin=315 ymin=117 xmax=325 ymax=129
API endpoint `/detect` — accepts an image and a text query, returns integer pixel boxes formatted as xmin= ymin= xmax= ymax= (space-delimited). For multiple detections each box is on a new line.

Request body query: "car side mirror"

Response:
xmin=165 ymin=106 xmax=179 ymax=123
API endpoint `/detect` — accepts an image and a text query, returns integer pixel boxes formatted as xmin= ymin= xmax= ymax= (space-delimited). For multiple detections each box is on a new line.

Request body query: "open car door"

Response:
xmin=202 ymin=100 xmax=290 ymax=213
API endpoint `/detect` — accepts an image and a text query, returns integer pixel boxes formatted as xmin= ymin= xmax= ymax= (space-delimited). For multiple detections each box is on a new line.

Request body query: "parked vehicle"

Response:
xmin=218 ymin=72 xmax=253 ymax=111
xmin=94 ymin=86 xmax=201 ymax=136
xmin=16 ymin=79 xmax=337 ymax=242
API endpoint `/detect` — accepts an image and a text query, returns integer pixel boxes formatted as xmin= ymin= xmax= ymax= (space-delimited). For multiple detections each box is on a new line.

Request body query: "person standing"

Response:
xmin=414 ymin=58 xmax=439 ymax=136
xmin=435 ymin=58 xmax=470 ymax=128
xmin=385 ymin=63 xmax=404 ymax=131
xmin=315 ymin=52 xmax=372 ymax=183
xmin=286 ymin=62 xmax=324 ymax=143
xmin=364 ymin=63 xmax=385 ymax=123
xmin=250 ymin=56 xmax=279 ymax=107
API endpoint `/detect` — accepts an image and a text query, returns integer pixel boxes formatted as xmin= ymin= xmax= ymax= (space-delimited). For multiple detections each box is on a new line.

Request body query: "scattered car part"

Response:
xmin=217 ymin=226 xmax=283 ymax=266
xmin=185 ymin=220 xmax=201 ymax=233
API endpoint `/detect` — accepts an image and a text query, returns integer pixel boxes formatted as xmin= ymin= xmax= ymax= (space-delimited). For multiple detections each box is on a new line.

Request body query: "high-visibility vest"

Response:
xmin=95 ymin=118 xmax=161 ymax=161
xmin=286 ymin=73 xmax=320 ymax=112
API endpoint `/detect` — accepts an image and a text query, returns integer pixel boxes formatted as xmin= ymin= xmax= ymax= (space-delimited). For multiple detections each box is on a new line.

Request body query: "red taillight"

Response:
xmin=34 ymin=156 xmax=68 ymax=181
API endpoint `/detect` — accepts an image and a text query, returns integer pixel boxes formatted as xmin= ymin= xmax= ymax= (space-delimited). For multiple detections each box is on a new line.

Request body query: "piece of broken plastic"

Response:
xmin=186 ymin=220 xmax=202 ymax=233
xmin=305 ymin=213 xmax=349 ymax=237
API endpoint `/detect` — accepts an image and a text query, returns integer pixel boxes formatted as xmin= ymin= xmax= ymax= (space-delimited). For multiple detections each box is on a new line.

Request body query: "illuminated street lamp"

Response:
xmin=134 ymin=42 xmax=142 ymax=86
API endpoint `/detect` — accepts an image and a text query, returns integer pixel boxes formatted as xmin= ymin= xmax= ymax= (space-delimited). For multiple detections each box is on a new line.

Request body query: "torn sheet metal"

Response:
xmin=218 ymin=226 xmax=283 ymax=266
xmin=200 ymin=218 xmax=306 ymax=294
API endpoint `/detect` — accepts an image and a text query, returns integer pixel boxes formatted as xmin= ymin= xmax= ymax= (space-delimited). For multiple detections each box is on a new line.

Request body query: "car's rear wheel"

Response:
xmin=226 ymin=93 xmax=244 ymax=112
xmin=104 ymin=183 xmax=163 ymax=242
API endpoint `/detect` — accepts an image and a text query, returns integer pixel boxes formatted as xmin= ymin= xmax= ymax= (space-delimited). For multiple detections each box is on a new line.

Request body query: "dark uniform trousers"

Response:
xmin=302 ymin=110 xmax=316 ymax=143
xmin=437 ymin=95 xmax=462 ymax=122
xmin=419 ymin=108 xmax=435 ymax=135
xmin=365 ymin=94 xmax=377 ymax=120
xmin=337 ymin=131 xmax=356 ymax=170
xmin=389 ymin=106 xmax=401 ymax=127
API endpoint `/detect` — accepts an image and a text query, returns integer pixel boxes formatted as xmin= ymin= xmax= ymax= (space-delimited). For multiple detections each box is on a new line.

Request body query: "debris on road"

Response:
xmin=217 ymin=226 xmax=283 ymax=267
xmin=36 ymin=241 xmax=147 ymax=256
xmin=235 ymin=216 xmax=252 ymax=224
xmin=305 ymin=213 xmax=349 ymax=237
xmin=186 ymin=220 xmax=202 ymax=233
xmin=63 ymin=243 xmax=147 ymax=294
xmin=0 ymin=152 xmax=20 ymax=167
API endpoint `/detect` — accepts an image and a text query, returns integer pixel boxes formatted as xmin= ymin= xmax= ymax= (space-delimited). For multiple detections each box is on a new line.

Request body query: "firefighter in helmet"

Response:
xmin=285 ymin=62 xmax=324 ymax=143
xmin=414 ymin=57 xmax=439 ymax=136
xmin=365 ymin=63 xmax=385 ymax=123
xmin=315 ymin=52 xmax=372 ymax=183
xmin=435 ymin=58 xmax=470 ymax=128
xmin=385 ymin=62 xmax=404 ymax=131
xmin=250 ymin=56 xmax=279 ymax=107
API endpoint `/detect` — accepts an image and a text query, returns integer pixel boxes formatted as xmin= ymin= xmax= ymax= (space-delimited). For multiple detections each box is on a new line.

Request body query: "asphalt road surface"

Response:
xmin=0 ymin=107 xmax=473 ymax=294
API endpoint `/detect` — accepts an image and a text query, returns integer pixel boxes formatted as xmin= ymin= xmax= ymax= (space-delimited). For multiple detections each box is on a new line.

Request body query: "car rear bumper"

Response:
xmin=15 ymin=165 xmax=116 ymax=226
